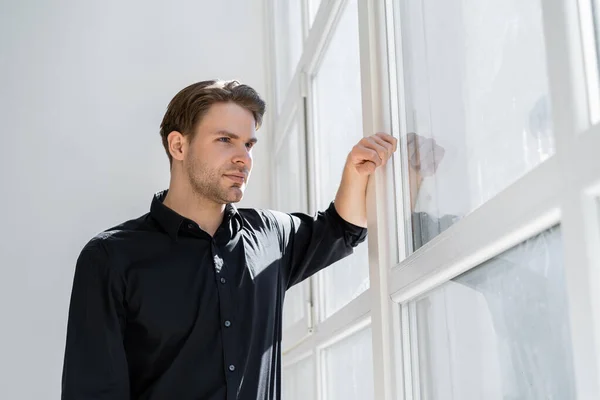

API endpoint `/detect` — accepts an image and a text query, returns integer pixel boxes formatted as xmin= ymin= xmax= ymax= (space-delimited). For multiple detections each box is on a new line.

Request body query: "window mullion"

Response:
xmin=540 ymin=0 xmax=600 ymax=397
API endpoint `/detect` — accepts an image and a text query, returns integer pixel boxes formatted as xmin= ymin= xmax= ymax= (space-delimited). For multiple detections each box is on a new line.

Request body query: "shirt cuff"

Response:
xmin=327 ymin=202 xmax=368 ymax=247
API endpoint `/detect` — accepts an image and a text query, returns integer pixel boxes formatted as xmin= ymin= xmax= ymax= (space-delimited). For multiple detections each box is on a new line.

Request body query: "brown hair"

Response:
xmin=159 ymin=80 xmax=266 ymax=164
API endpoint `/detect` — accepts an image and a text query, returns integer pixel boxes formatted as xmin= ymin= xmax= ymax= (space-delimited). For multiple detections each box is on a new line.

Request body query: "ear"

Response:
xmin=167 ymin=131 xmax=186 ymax=162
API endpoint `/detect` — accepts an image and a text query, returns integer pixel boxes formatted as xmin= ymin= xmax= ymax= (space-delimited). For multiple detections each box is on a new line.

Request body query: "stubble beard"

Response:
xmin=185 ymin=156 xmax=245 ymax=205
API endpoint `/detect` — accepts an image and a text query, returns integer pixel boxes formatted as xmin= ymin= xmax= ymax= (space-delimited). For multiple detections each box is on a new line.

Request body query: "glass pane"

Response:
xmin=274 ymin=0 xmax=303 ymax=111
xmin=278 ymin=113 xmax=307 ymax=331
xmin=275 ymin=115 xmax=305 ymax=213
xmin=395 ymin=0 xmax=555 ymax=250
xmin=283 ymin=282 xmax=305 ymax=330
xmin=412 ymin=226 xmax=575 ymax=399
xmin=282 ymin=356 xmax=315 ymax=400
xmin=594 ymin=0 xmax=600 ymax=56
xmin=593 ymin=0 xmax=600 ymax=84
xmin=582 ymin=0 xmax=600 ymax=123
xmin=312 ymin=0 xmax=368 ymax=319
xmin=323 ymin=327 xmax=374 ymax=400
xmin=308 ymin=0 xmax=322 ymax=28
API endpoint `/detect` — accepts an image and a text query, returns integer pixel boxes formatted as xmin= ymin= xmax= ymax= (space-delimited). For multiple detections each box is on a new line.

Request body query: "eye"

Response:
xmin=218 ymin=137 xmax=231 ymax=143
xmin=246 ymin=142 xmax=255 ymax=149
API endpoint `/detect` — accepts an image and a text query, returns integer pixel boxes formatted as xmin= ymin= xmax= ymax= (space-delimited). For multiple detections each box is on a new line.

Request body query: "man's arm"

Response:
xmin=276 ymin=133 xmax=396 ymax=288
xmin=334 ymin=133 xmax=398 ymax=227
xmin=62 ymin=240 xmax=129 ymax=400
xmin=275 ymin=204 xmax=368 ymax=289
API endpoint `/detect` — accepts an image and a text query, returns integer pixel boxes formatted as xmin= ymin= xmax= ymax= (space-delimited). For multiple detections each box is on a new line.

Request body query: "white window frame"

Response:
xmin=380 ymin=0 xmax=600 ymax=398
xmin=274 ymin=93 xmax=313 ymax=348
xmin=271 ymin=0 xmax=600 ymax=399
xmin=272 ymin=0 xmax=379 ymax=396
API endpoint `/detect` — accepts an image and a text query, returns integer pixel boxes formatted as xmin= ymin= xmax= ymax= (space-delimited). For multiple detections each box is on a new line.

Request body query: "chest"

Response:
xmin=123 ymin=233 xmax=285 ymax=339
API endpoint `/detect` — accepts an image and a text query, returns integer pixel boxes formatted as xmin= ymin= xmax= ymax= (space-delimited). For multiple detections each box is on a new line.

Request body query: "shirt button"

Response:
xmin=224 ymin=320 xmax=231 ymax=327
xmin=229 ymin=364 xmax=235 ymax=372
xmin=220 ymin=277 xmax=227 ymax=284
xmin=187 ymin=223 xmax=194 ymax=229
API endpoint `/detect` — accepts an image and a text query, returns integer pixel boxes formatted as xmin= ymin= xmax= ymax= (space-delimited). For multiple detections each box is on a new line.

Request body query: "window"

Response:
xmin=274 ymin=0 xmax=304 ymax=111
xmin=307 ymin=0 xmax=321 ymax=28
xmin=276 ymin=108 xmax=311 ymax=340
xmin=312 ymin=0 xmax=369 ymax=319
xmin=393 ymin=0 xmax=554 ymax=250
xmin=275 ymin=111 xmax=306 ymax=214
xmin=272 ymin=1 xmax=377 ymax=399
xmin=322 ymin=326 xmax=374 ymax=400
xmin=283 ymin=283 xmax=306 ymax=331
xmin=408 ymin=227 xmax=575 ymax=399
xmin=282 ymin=355 xmax=315 ymax=400
xmin=579 ymin=0 xmax=600 ymax=123
xmin=271 ymin=0 xmax=600 ymax=398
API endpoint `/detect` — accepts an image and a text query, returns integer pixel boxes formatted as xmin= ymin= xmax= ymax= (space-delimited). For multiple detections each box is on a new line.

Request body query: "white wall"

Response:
xmin=0 ymin=1 xmax=272 ymax=398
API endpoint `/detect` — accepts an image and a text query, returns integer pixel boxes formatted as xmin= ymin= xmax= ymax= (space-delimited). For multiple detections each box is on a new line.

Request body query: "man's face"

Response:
xmin=184 ymin=102 xmax=257 ymax=204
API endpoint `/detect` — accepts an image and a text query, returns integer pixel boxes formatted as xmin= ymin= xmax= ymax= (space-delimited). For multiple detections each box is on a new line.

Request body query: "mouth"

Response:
xmin=224 ymin=174 xmax=246 ymax=185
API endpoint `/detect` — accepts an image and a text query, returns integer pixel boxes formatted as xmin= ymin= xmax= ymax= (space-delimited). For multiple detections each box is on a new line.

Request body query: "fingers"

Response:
xmin=365 ymin=136 xmax=391 ymax=165
xmin=360 ymin=133 xmax=398 ymax=165
xmin=372 ymin=135 xmax=395 ymax=159
xmin=375 ymin=132 xmax=398 ymax=152
xmin=355 ymin=160 xmax=378 ymax=175
xmin=353 ymin=144 xmax=383 ymax=167
xmin=348 ymin=132 xmax=399 ymax=176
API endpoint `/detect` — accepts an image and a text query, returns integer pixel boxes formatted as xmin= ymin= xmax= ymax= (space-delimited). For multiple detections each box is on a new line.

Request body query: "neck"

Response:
xmin=163 ymin=177 xmax=226 ymax=237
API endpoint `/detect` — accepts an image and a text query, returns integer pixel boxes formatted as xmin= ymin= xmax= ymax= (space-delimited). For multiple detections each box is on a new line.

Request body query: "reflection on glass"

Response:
xmin=274 ymin=0 xmax=303 ymax=111
xmin=312 ymin=0 xmax=368 ymax=319
xmin=413 ymin=226 xmax=575 ymax=399
xmin=282 ymin=356 xmax=314 ymax=400
xmin=323 ymin=327 xmax=374 ymax=400
xmin=397 ymin=0 xmax=555 ymax=249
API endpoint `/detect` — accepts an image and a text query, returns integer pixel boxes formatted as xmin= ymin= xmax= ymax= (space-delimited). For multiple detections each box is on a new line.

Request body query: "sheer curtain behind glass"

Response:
xmin=323 ymin=327 xmax=374 ymax=400
xmin=412 ymin=226 xmax=575 ymax=399
xmin=275 ymin=114 xmax=304 ymax=214
xmin=312 ymin=0 xmax=368 ymax=319
xmin=274 ymin=0 xmax=303 ymax=112
xmin=396 ymin=0 xmax=554 ymax=250
xmin=282 ymin=356 xmax=315 ymax=400
xmin=277 ymin=116 xmax=307 ymax=330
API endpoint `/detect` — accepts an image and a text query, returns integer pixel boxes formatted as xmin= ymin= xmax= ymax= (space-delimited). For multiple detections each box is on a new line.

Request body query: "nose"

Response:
xmin=232 ymin=145 xmax=252 ymax=168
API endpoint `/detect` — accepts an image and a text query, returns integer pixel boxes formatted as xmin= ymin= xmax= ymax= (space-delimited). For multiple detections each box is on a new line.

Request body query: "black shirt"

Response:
xmin=62 ymin=190 xmax=367 ymax=400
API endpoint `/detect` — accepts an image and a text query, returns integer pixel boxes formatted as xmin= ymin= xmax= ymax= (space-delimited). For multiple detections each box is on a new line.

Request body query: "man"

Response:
xmin=61 ymin=79 xmax=397 ymax=400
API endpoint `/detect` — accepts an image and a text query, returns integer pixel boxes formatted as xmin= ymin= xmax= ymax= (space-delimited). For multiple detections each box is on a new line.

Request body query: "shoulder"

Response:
xmin=78 ymin=212 xmax=153 ymax=270
xmin=92 ymin=212 xmax=151 ymax=245
xmin=237 ymin=208 xmax=295 ymax=241
xmin=238 ymin=208 xmax=287 ymax=229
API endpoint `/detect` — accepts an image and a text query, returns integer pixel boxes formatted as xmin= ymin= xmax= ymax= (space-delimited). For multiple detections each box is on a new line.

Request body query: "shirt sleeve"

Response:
xmin=274 ymin=202 xmax=368 ymax=289
xmin=411 ymin=211 xmax=459 ymax=249
xmin=62 ymin=240 xmax=130 ymax=400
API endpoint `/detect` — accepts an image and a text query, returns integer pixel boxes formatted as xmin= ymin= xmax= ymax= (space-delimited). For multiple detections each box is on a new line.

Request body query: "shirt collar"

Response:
xmin=150 ymin=189 xmax=242 ymax=241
